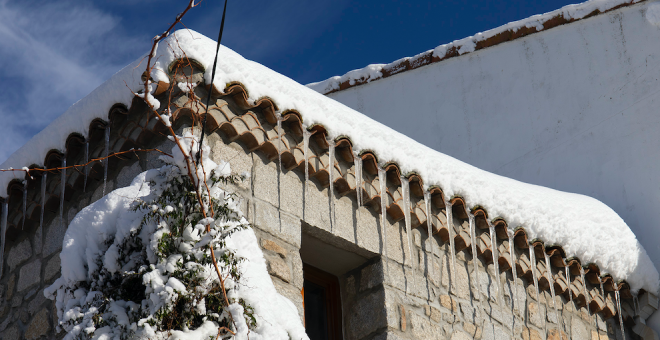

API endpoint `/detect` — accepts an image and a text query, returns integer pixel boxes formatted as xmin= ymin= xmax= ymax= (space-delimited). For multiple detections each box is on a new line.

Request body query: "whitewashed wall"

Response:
xmin=327 ymin=0 xmax=660 ymax=332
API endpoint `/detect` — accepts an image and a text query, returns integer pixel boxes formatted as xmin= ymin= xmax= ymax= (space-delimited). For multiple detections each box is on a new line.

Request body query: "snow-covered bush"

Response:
xmin=45 ymin=133 xmax=308 ymax=340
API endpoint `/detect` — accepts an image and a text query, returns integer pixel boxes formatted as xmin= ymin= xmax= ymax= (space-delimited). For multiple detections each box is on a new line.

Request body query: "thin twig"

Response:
xmin=0 ymin=148 xmax=171 ymax=174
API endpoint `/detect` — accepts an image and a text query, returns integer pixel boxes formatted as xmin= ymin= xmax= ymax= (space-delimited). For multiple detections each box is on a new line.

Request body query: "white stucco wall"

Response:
xmin=327 ymin=0 xmax=660 ymax=329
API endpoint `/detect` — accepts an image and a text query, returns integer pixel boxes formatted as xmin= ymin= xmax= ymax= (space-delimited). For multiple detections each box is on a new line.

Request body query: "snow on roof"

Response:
xmin=1 ymin=29 xmax=657 ymax=293
xmin=307 ymin=0 xmax=647 ymax=94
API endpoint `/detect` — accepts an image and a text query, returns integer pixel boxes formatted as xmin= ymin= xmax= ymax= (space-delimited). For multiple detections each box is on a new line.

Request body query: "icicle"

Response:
xmin=566 ymin=266 xmax=573 ymax=307
xmin=633 ymin=295 xmax=639 ymax=316
xmin=83 ymin=141 xmax=89 ymax=192
xmin=565 ymin=265 xmax=573 ymax=340
xmin=469 ymin=214 xmax=479 ymax=296
xmin=544 ymin=251 xmax=559 ymax=329
xmin=508 ymin=230 xmax=518 ymax=309
xmin=424 ymin=191 xmax=433 ymax=281
xmin=544 ymin=252 xmax=557 ymax=309
xmin=328 ymin=141 xmax=335 ymax=230
xmin=530 ymin=246 xmax=540 ymax=300
xmin=615 ymin=290 xmax=626 ymax=340
xmin=0 ymin=202 xmax=7 ymax=279
xmin=378 ymin=168 xmax=389 ymax=270
xmin=600 ymin=279 xmax=605 ymax=298
xmin=40 ymin=172 xmax=46 ymax=230
xmin=21 ymin=180 xmax=27 ymax=229
xmin=277 ymin=115 xmax=283 ymax=173
xmin=303 ymin=129 xmax=310 ymax=219
xmin=401 ymin=177 xmax=415 ymax=275
xmin=580 ymin=266 xmax=591 ymax=306
xmin=445 ymin=199 xmax=457 ymax=288
xmin=354 ymin=151 xmax=362 ymax=225
xmin=354 ymin=151 xmax=363 ymax=209
xmin=103 ymin=125 xmax=110 ymax=196
xmin=60 ymin=156 xmax=66 ymax=228
xmin=489 ymin=224 xmax=500 ymax=303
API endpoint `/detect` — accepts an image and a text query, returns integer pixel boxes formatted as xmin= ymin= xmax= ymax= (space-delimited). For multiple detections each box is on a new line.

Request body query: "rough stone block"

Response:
xmin=7 ymin=239 xmax=32 ymax=272
xmin=6 ymin=274 xmax=15 ymax=300
xmin=252 ymin=200 xmax=301 ymax=247
xmin=25 ymin=308 xmax=50 ymax=340
xmin=210 ymin=139 xmax=253 ymax=192
xmin=261 ymin=239 xmax=287 ymax=258
xmin=3 ymin=326 xmax=20 ymax=340
xmin=571 ymin=317 xmax=588 ymax=340
xmin=290 ymin=251 xmax=304 ymax=289
xmin=428 ymin=257 xmax=441 ymax=288
xmin=440 ymin=295 xmax=457 ymax=312
xmin=253 ymin=161 xmax=281 ymax=207
xmin=596 ymin=313 xmax=607 ymax=331
xmin=346 ymin=290 xmax=386 ymax=339
xmin=487 ymin=302 xmax=513 ymax=329
xmin=116 ymin=162 xmax=142 ymax=188
xmin=346 ymin=275 xmax=356 ymax=296
xmin=266 ymin=255 xmax=291 ymax=283
xmin=547 ymin=307 xmax=558 ymax=324
xmin=279 ymin=169 xmax=304 ymax=218
xmin=17 ymin=260 xmax=41 ymax=292
xmin=482 ymin=323 xmax=510 ymax=340
xmin=382 ymin=261 xmax=410 ymax=292
xmin=11 ymin=296 xmax=21 ymax=308
xmin=451 ymin=330 xmax=473 ymax=340
xmin=591 ymin=330 xmax=600 ymax=340
xmin=33 ymin=226 xmax=42 ymax=255
xmin=453 ymin=261 xmax=471 ymax=299
xmin=426 ymin=305 xmax=442 ymax=323
xmin=527 ymin=284 xmax=541 ymax=302
xmin=27 ymin=291 xmax=46 ymax=315
xmin=443 ymin=311 xmax=455 ymax=323
xmin=410 ymin=312 xmax=442 ymax=340
xmin=463 ymin=321 xmax=482 ymax=339
xmin=0 ymin=301 xmax=7 ymax=319
xmin=43 ymin=218 xmax=66 ymax=256
xmin=44 ymin=254 xmax=61 ymax=281
xmin=547 ymin=328 xmax=568 ymax=340
xmin=354 ymin=205 xmax=382 ymax=255
xmin=460 ymin=302 xmax=477 ymax=323
xmin=528 ymin=301 xmax=545 ymax=328
xmin=529 ymin=328 xmax=543 ymax=340
xmin=301 ymin=182 xmax=331 ymax=233
xmin=360 ymin=262 xmax=382 ymax=291
xmin=479 ymin=264 xmax=498 ymax=302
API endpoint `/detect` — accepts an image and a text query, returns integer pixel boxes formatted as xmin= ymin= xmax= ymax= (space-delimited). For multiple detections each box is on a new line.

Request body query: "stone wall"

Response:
xmin=0 ymin=157 xmax=151 ymax=339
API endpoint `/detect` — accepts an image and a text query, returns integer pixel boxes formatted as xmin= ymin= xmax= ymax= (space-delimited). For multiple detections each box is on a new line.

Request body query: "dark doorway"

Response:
xmin=303 ymin=264 xmax=342 ymax=340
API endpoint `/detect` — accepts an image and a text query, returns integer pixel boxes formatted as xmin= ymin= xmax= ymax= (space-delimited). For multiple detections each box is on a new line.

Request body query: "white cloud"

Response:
xmin=0 ymin=0 xmax=144 ymax=164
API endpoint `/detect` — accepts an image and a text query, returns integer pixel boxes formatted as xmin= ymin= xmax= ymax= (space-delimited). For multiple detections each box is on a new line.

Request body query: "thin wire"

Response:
xmin=197 ymin=0 xmax=228 ymax=165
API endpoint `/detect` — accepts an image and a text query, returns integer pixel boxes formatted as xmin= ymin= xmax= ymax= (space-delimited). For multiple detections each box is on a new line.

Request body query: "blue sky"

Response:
xmin=0 ymin=0 xmax=578 ymax=164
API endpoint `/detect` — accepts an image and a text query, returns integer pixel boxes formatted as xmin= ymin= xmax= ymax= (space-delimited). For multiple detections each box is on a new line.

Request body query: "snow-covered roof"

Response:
xmin=1 ymin=29 xmax=657 ymax=294
xmin=307 ymin=0 xmax=647 ymax=94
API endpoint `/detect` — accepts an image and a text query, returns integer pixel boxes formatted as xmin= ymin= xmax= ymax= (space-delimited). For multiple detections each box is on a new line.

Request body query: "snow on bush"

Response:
xmin=45 ymin=132 xmax=308 ymax=340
